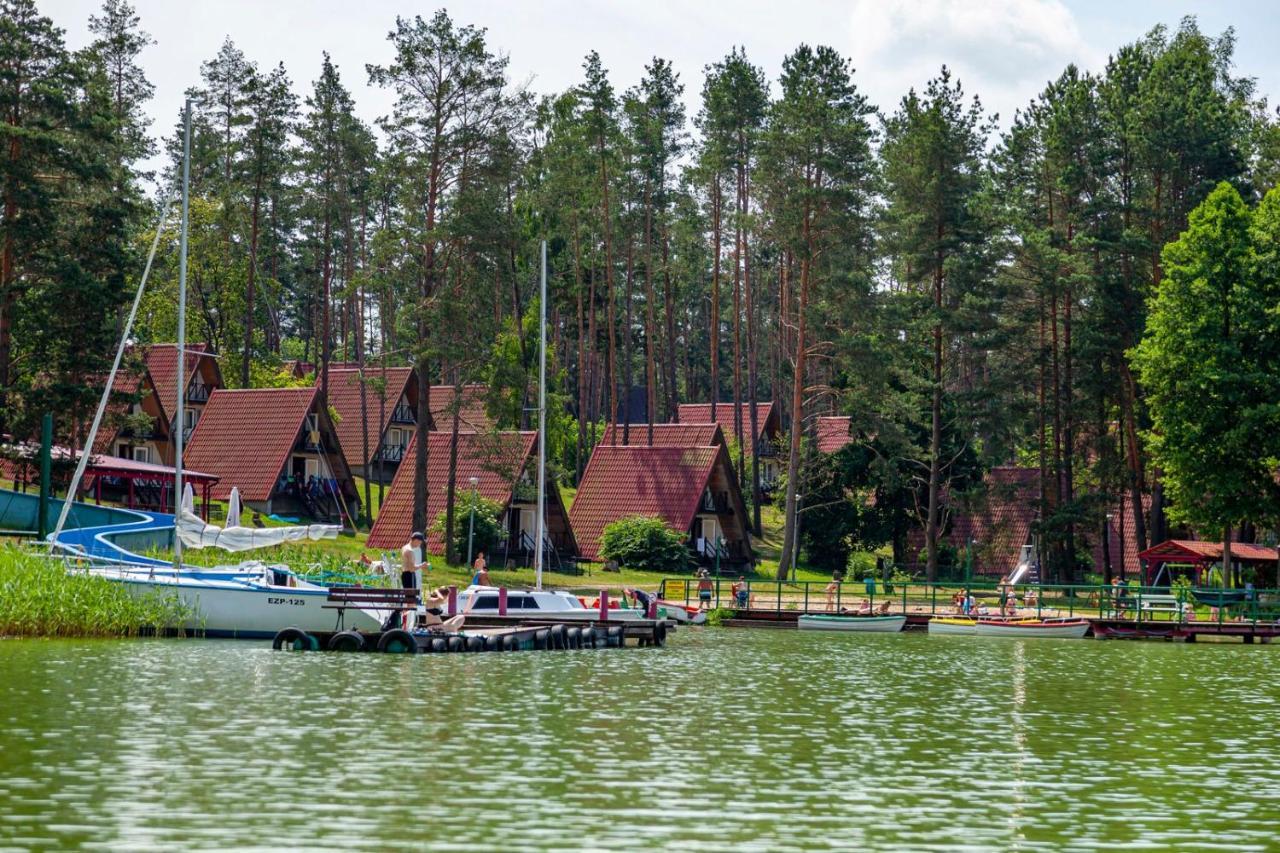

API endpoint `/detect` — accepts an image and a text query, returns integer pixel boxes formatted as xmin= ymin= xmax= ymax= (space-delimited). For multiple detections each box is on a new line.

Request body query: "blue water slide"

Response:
xmin=0 ymin=487 xmax=174 ymax=566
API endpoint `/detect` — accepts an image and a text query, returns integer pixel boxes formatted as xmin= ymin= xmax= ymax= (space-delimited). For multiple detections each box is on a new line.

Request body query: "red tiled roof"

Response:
xmin=91 ymin=361 xmax=153 ymax=455
xmin=569 ymin=445 xmax=719 ymax=562
xmin=366 ymin=430 xmax=537 ymax=551
xmin=1090 ymin=493 xmax=1153 ymax=578
xmin=323 ymin=366 xmax=414 ymax=466
xmin=599 ymin=422 xmax=724 ymax=447
xmin=1140 ymin=539 xmax=1279 ymax=563
xmin=906 ymin=466 xmax=1038 ymax=576
xmin=427 ymin=384 xmax=491 ymax=432
xmin=816 ymin=416 xmax=853 ymax=454
xmin=675 ymin=402 xmax=777 ymax=442
xmin=143 ymin=344 xmax=220 ymax=419
xmin=184 ymin=387 xmax=320 ymax=501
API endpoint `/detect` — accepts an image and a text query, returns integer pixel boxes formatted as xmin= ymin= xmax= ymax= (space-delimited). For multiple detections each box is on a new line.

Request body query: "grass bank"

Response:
xmin=0 ymin=546 xmax=192 ymax=638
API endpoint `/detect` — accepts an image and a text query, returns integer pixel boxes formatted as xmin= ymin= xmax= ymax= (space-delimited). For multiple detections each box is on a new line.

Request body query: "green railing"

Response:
xmin=657 ymin=578 xmax=1280 ymax=628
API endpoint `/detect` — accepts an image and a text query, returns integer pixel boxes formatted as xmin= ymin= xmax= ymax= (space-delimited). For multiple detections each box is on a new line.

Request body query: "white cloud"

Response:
xmin=848 ymin=0 xmax=1104 ymax=123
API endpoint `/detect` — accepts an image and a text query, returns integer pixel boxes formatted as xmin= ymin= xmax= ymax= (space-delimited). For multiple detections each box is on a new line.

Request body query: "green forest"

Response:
xmin=4 ymin=0 xmax=1280 ymax=581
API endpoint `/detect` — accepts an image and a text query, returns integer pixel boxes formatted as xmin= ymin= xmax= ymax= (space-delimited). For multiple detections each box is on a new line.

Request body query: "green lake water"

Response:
xmin=1 ymin=629 xmax=1277 ymax=851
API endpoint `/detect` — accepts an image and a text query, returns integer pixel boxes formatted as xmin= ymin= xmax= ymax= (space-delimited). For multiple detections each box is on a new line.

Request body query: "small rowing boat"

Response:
xmin=973 ymin=618 xmax=1089 ymax=639
xmin=928 ymin=617 xmax=977 ymax=635
xmin=798 ymin=614 xmax=906 ymax=633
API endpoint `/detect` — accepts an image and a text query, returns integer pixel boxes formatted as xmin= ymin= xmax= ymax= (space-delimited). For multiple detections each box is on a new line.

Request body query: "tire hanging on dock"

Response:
xmin=378 ymin=629 xmax=418 ymax=654
xmin=272 ymin=627 xmax=318 ymax=652
xmin=327 ymin=631 xmax=365 ymax=653
xmin=549 ymin=625 xmax=566 ymax=650
xmin=566 ymin=627 xmax=581 ymax=650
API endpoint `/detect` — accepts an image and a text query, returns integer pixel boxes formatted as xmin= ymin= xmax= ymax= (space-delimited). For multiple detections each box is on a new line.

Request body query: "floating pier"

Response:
xmin=270 ymin=617 xmax=673 ymax=654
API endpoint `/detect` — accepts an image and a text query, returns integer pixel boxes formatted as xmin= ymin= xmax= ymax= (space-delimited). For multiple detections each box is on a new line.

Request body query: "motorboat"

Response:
xmin=797 ymin=613 xmax=907 ymax=633
xmin=973 ymin=618 xmax=1090 ymax=639
xmin=448 ymin=585 xmax=648 ymax=621
xmin=87 ymin=560 xmax=387 ymax=638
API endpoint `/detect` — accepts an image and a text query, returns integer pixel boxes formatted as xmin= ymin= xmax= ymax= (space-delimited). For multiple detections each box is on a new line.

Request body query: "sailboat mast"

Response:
xmin=173 ymin=99 xmax=192 ymax=572
xmin=534 ymin=240 xmax=547 ymax=591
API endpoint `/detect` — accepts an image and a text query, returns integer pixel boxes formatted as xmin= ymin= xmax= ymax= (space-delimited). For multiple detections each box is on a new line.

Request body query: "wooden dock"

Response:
xmin=722 ymin=608 xmax=1279 ymax=642
xmin=270 ymin=617 xmax=675 ymax=654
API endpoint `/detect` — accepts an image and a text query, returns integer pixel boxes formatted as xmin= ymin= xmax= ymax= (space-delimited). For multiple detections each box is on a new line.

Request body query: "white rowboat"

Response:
xmin=973 ymin=619 xmax=1090 ymax=639
xmin=798 ymin=614 xmax=907 ymax=633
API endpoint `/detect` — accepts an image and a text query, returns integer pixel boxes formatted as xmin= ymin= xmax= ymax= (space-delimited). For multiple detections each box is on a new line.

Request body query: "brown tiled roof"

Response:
xmin=366 ymin=430 xmax=536 ymax=551
xmin=569 ymin=445 xmax=720 ymax=562
xmin=323 ymin=366 xmax=414 ymax=467
xmin=816 ymin=416 xmax=853 ymax=454
xmin=143 ymin=344 xmax=220 ymax=419
xmin=906 ymin=466 xmax=1039 ymax=576
xmin=675 ymin=401 xmax=777 ymax=442
xmin=184 ymin=387 xmax=320 ymax=501
xmin=1140 ymin=539 xmax=1279 ymax=563
xmin=599 ymin=422 xmax=724 ymax=447
xmin=1090 ymin=493 xmax=1153 ymax=578
xmin=91 ymin=360 xmax=154 ymax=455
xmin=428 ymin=384 xmax=491 ymax=432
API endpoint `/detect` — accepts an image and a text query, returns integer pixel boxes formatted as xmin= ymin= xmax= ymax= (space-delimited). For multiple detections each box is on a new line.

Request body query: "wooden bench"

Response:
xmin=324 ymin=587 xmax=420 ymax=630
xmin=1114 ymin=593 xmax=1187 ymax=619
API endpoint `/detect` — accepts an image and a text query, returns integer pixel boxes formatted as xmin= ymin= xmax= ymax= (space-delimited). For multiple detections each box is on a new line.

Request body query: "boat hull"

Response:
xmin=105 ymin=574 xmax=385 ymax=639
xmin=928 ymin=618 xmax=977 ymax=635
xmin=657 ymin=600 xmax=707 ymax=625
xmin=798 ymin=614 xmax=906 ymax=633
xmin=974 ymin=620 xmax=1090 ymax=639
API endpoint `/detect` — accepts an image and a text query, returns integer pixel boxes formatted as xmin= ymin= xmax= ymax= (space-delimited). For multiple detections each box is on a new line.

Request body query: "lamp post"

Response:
xmin=466 ymin=475 xmax=479 ymax=568
xmin=1103 ymin=512 xmax=1114 ymax=584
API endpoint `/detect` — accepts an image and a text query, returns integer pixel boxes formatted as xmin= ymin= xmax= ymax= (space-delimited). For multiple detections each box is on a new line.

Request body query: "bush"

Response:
xmin=432 ymin=494 xmax=505 ymax=563
xmin=599 ymin=515 xmax=692 ymax=573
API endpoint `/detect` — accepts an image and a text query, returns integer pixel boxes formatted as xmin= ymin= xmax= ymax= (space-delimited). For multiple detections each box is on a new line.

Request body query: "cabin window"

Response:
xmin=471 ymin=595 xmax=498 ymax=610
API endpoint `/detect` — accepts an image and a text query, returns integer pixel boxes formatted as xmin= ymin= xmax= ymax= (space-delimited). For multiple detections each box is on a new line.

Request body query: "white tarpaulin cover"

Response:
xmin=177 ymin=510 xmax=339 ymax=551
xmin=177 ymin=483 xmax=339 ymax=551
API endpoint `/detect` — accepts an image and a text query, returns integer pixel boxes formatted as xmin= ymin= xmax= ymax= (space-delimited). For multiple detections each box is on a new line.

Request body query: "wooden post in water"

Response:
xmin=498 ymin=587 xmax=508 ymax=616
xmin=447 ymin=586 xmax=457 ymax=616
xmin=599 ymin=590 xmax=609 ymax=621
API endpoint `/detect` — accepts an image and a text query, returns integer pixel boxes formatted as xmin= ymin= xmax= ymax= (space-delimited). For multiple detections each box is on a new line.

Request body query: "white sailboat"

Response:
xmin=50 ymin=101 xmax=384 ymax=639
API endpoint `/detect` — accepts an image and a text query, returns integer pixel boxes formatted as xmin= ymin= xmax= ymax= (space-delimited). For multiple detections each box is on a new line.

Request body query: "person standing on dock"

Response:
xmin=472 ymin=551 xmax=490 ymax=586
xmin=401 ymin=532 xmax=428 ymax=592
xmin=697 ymin=569 xmax=713 ymax=610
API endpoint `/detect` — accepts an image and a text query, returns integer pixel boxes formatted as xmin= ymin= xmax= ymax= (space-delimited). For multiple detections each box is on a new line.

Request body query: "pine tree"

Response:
xmin=880 ymin=67 xmax=992 ymax=582
xmin=761 ymin=44 xmax=876 ymax=579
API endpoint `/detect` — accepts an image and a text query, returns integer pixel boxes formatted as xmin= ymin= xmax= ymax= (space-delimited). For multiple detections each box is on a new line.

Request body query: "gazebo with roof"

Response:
xmin=1137 ymin=539 xmax=1280 ymax=586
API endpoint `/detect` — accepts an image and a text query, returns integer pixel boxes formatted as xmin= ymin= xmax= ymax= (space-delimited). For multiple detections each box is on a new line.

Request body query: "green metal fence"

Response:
xmin=658 ymin=577 xmax=1280 ymax=627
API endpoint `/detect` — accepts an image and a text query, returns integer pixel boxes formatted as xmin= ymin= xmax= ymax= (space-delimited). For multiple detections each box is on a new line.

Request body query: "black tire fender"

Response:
xmin=378 ymin=629 xmax=418 ymax=654
xmin=272 ymin=627 xmax=316 ymax=651
xmin=326 ymin=631 xmax=365 ymax=652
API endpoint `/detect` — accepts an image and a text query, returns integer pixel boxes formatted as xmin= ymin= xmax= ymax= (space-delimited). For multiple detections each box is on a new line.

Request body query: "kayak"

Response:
xmin=973 ymin=619 xmax=1090 ymax=639
xmin=797 ymin=614 xmax=906 ymax=633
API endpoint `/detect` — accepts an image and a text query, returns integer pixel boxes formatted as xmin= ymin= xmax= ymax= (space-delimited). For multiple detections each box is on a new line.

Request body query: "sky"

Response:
xmin=40 ymin=0 xmax=1280 ymax=176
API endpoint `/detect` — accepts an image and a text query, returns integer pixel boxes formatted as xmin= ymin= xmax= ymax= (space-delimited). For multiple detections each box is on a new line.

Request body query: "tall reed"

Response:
xmin=0 ymin=546 xmax=193 ymax=638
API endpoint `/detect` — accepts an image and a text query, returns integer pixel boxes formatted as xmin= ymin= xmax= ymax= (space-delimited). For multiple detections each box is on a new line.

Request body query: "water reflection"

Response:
xmin=0 ymin=632 xmax=1277 ymax=850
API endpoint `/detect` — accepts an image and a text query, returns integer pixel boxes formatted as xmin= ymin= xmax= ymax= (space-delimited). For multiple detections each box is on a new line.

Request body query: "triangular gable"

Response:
xmin=184 ymin=386 xmax=324 ymax=501
xmin=323 ymin=366 xmax=416 ymax=467
xmin=366 ymin=430 xmax=538 ymax=551
xmin=569 ymin=445 xmax=723 ymax=562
